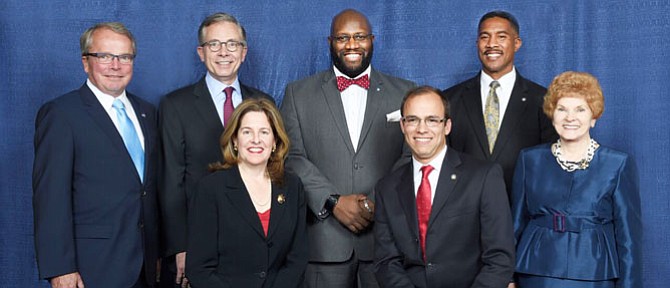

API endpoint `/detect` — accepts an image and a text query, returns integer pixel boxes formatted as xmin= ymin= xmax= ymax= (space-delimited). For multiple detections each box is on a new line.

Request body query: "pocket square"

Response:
xmin=386 ymin=110 xmax=402 ymax=122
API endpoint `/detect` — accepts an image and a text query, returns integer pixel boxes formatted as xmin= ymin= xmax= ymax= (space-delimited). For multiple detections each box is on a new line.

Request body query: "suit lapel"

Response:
xmin=320 ymin=71 xmax=356 ymax=154
xmin=428 ymin=149 xmax=461 ymax=229
xmin=492 ymin=73 xmax=530 ymax=159
xmin=356 ymin=69 xmax=382 ymax=150
xmin=266 ymin=183 xmax=286 ymax=240
xmin=224 ymin=167 xmax=266 ymax=238
xmin=192 ymin=78 xmax=224 ymax=131
xmin=79 ymin=84 xmax=138 ymax=174
xmin=398 ymin=165 xmax=420 ymax=239
xmin=462 ymin=76 xmax=491 ymax=157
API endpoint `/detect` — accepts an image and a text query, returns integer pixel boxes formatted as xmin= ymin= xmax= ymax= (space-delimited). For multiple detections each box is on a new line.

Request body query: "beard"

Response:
xmin=330 ymin=44 xmax=374 ymax=78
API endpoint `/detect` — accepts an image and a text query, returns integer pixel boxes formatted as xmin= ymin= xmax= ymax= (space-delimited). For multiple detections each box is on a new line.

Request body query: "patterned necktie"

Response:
xmin=416 ymin=165 xmax=434 ymax=261
xmin=112 ymin=99 xmax=144 ymax=182
xmin=223 ymin=86 xmax=235 ymax=126
xmin=484 ymin=81 xmax=500 ymax=154
xmin=336 ymin=74 xmax=370 ymax=91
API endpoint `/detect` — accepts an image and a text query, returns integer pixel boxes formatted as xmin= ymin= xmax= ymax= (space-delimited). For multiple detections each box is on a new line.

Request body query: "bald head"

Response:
xmin=330 ymin=9 xmax=372 ymax=35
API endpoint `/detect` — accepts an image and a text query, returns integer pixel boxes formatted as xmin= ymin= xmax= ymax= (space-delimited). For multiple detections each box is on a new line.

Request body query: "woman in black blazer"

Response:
xmin=187 ymin=98 xmax=307 ymax=288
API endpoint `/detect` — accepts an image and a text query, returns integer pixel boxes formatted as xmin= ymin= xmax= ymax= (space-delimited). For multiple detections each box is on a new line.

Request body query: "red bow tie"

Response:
xmin=336 ymin=74 xmax=370 ymax=91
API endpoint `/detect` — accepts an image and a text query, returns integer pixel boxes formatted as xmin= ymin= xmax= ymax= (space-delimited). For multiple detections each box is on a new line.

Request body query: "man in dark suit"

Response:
xmin=443 ymin=10 xmax=557 ymax=194
xmin=374 ymin=86 xmax=514 ymax=288
xmin=33 ymin=22 xmax=159 ymax=288
xmin=281 ymin=9 xmax=415 ymax=288
xmin=158 ymin=12 xmax=272 ymax=288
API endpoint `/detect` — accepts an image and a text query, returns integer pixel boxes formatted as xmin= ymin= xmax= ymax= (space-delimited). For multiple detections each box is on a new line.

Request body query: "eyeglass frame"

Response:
xmin=83 ymin=52 xmax=135 ymax=64
xmin=200 ymin=39 xmax=247 ymax=52
xmin=401 ymin=116 xmax=449 ymax=127
xmin=330 ymin=33 xmax=374 ymax=44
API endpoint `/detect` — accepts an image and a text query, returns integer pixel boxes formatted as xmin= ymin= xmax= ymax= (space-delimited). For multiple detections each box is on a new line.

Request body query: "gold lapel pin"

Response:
xmin=277 ymin=194 xmax=285 ymax=204
xmin=451 ymin=174 xmax=457 ymax=181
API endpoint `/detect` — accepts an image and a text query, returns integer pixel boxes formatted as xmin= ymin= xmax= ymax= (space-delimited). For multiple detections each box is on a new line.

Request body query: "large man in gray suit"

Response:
xmin=281 ymin=9 xmax=415 ymax=288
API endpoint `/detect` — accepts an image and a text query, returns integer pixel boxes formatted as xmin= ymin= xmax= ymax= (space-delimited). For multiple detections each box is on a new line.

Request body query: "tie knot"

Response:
xmin=336 ymin=74 xmax=370 ymax=91
xmin=112 ymin=99 xmax=125 ymax=110
xmin=490 ymin=80 xmax=500 ymax=90
xmin=223 ymin=86 xmax=235 ymax=98
xmin=420 ymin=165 xmax=434 ymax=178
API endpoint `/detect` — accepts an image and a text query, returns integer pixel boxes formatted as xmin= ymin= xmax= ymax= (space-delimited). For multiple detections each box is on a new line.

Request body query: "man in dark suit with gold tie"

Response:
xmin=443 ymin=11 xmax=557 ymax=196
xmin=158 ymin=12 xmax=272 ymax=288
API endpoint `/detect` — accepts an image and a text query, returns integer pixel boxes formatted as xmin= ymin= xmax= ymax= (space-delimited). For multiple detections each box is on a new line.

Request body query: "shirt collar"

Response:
xmin=86 ymin=79 xmax=129 ymax=110
xmin=412 ymin=145 xmax=448 ymax=177
xmin=333 ymin=65 xmax=371 ymax=79
xmin=205 ymin=72 xmax=241 ymax=98
xmin=480 ymin=66 xmax=517 ymax=90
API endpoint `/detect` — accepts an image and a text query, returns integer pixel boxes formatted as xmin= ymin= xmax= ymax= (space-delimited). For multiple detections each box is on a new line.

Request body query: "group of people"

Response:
xmin=32 ymin=7 xmax=641 ymax=288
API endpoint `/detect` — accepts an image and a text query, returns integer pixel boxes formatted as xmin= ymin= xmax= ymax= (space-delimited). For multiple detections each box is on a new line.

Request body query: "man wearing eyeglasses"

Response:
xmin=374 ymin=86 xmax=514 ymax=288
xmin=442 ymin=11 xmax=557 ymax=197
xmin=157 ymin=12 xmax=273 ymax=288
xmin=33 ymin=22 xmax=160 ymax=288
xmin=281 ymin=8 xmax=415 ymax=288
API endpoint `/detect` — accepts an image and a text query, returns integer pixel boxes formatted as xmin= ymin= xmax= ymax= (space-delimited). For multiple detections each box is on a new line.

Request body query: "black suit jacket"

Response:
xmin=158 ymin=77 xmax=273 ymax=256
xmin=33 ymin=84 xmax=159 ymax=288
xmin=374 ymin=148 xmax=515 ymax=288
xmin=186 ymin=167 xmax=308 ymax=288
xmin=443 ymin=72 xmax=557 ymax=194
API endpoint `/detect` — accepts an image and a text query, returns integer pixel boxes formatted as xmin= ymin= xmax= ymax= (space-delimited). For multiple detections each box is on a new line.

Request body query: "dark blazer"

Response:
xmin=443 ymin=71 xmax=557 ymax=194
xmin=374 ymin=148 xmax=515 ymax=288
xmin=512 ymin=144 xmax=642 ymax=287
xmin=158 ymin=77 xmax=272 ymax=256
xmin=186 ymin=167 xmax=308 ymax=288
xmin=33 ymin=84 xmax=159 ymax=288
xmin=281 ymin=68 xmax=415 ymax=262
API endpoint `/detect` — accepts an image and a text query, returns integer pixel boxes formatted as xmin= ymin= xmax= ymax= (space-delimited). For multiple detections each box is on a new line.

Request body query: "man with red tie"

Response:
xmin=280 ymin=9 xmax=415 ymax=288
xmin=157 ymin=12 xmax=272 ymax=288
xmin=373 ymin=86 xmax=515 ymax=288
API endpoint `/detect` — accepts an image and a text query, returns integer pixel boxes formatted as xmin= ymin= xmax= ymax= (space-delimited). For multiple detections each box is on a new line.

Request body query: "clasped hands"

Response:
xmin=332 ymin=194 xmax=374 ymax=233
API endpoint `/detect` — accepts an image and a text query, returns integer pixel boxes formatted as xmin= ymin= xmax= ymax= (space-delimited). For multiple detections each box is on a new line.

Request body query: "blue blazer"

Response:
xmin=511 ymin=144 xmax=642 ymax=287
xmin=33 ymin=84 xmax=160 ymax=288
xmin=186 ymin=167 xmax=308 ymax=288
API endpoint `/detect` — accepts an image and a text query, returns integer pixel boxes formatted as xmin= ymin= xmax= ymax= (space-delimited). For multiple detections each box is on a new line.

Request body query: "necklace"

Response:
xmin=552 ymin=138 xmax=599 ymax=172
xmin=250 ymin=192 xmax=271 ymax=207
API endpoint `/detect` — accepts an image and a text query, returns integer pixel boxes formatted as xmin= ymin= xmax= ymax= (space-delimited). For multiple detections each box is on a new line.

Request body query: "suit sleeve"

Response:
xmin=186 ymin=180 xmax=230 ymax=288
xmin=612 ymin=155 xmax=642 ymax=288
xmin=158 ymin=97 xmax=188 ymax=255
xmin=511 ymin=152 xmax=529 ymax=243
xmin=280 ymin=83 xmax=341 ymax=214
xmin=32 ymin=102 xmax=78 ymax=279
xmin=373 ymin=183 xmax=415 ymax=288
xmin=273 ymin=177 xmax=309 ymax=287
xmin=472 ymin=164 xmax=515 ymax=288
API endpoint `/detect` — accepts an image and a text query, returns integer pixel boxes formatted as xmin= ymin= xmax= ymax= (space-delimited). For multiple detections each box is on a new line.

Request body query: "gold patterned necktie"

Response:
xmin=484 ymin=81 xmax=500 ymax=154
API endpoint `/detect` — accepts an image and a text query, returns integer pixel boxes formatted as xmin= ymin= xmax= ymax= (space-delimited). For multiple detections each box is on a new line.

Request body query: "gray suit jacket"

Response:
xmin=281 ymin=68 xmax=414 ymax=262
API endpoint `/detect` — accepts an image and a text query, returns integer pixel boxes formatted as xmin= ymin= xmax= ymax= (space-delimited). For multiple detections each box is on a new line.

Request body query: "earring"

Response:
xmin=272 ymin=145 xmax=276 ymax=153
xmin=233 ymin=145 xmax=238 ymax=151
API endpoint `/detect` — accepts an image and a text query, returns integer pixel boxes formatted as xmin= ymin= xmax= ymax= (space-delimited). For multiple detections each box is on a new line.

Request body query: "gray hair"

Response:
xmin=80 ymin=22 xmax=136 ymax=55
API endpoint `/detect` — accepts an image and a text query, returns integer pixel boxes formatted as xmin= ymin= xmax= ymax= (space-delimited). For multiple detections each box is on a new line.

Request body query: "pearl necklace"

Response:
xmin=551 ymin=138 xmax=599 ymax=172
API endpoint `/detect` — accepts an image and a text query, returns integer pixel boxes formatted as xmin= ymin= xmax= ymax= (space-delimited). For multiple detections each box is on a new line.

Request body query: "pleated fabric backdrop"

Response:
xmin=1 ymin=1 xmax=668 ymax=287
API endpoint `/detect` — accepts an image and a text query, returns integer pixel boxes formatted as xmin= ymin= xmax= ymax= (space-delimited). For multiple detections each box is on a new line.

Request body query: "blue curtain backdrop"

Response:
xmin=2 ymin=1 xmax=668 ymax=287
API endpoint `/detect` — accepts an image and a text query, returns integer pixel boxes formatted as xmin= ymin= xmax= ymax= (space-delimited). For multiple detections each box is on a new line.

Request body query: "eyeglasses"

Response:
xmin=201 ymin=40 xmax=246 ymax=52
xmin=331 ymin=33 xmax=373 ymax=43
xmin=401 ymin=116 xmax=447 ymax=127
xmin=84 ymin=53 xmax=135 ymax=64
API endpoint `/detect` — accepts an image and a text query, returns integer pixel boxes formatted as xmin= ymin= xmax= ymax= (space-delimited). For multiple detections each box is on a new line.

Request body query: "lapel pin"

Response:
xmin=141 ymin=113 xmax=146 ymax=118
xmin=521 ymin=97 xmax=527 ymax=102
xmin=376 ymin=87 xmax=380 ymax=92
xmin=277 ymin=194 xmax=285 ymax=204
xmin=451 ymin=174 xmax=457 ymax=181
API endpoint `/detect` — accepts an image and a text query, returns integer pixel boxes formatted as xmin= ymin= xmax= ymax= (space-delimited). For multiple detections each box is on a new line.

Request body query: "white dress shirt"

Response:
xmin=334 ymin=65 xmax=371 ymax=152
xmin=480 ymin=67 xmax=517 ymax=130
xmin=412 ymin=145 xmax=447 ymax=203
xmin=88 ymin=79 xmax=145 ymax=149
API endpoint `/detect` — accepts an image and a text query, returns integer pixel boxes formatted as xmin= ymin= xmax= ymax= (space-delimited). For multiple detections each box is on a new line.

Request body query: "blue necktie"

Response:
xmin=112 ymin=99 xmax=145 ymax=182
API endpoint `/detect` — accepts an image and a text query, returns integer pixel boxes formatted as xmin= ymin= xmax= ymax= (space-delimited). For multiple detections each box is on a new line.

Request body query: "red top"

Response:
xmin=257 ymin=209 xmax=271 ymax=236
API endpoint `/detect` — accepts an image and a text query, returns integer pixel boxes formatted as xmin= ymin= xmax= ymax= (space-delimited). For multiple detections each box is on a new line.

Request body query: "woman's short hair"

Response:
xmin=210 ymin=98 xmax=289 ymax=185
xmin=543 ymin=71 xmax=605 ymax=119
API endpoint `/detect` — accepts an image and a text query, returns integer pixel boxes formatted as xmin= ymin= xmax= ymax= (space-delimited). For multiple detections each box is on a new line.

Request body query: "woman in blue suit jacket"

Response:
xmin=187 ymin=98 xmax=308 ymax=287
xmin=511 ymin=72 xmax=641 ymax=288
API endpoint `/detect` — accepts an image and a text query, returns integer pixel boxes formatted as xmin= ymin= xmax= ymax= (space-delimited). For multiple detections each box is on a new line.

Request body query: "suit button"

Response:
xmin=427 ymin=263 xmax=435 ymax=270
xmin=414 ymin=238 xmax=419 ymax=243
xmin=142 ymin=191 xmax=147 ymax=197
xmin=267 ymin=242 xmax=273 ymax=248
xmin=354 ymin=163 xmax=359 ymax=169
xmin=259 ymin=271 xmax=266 ymax=278
xmin=138 ymin=222 xmax=144 ymax=229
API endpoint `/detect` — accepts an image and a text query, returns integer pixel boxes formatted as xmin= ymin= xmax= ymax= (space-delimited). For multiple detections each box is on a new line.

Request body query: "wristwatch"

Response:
xmin=317 ymin=194 xmax=340 ymax=220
